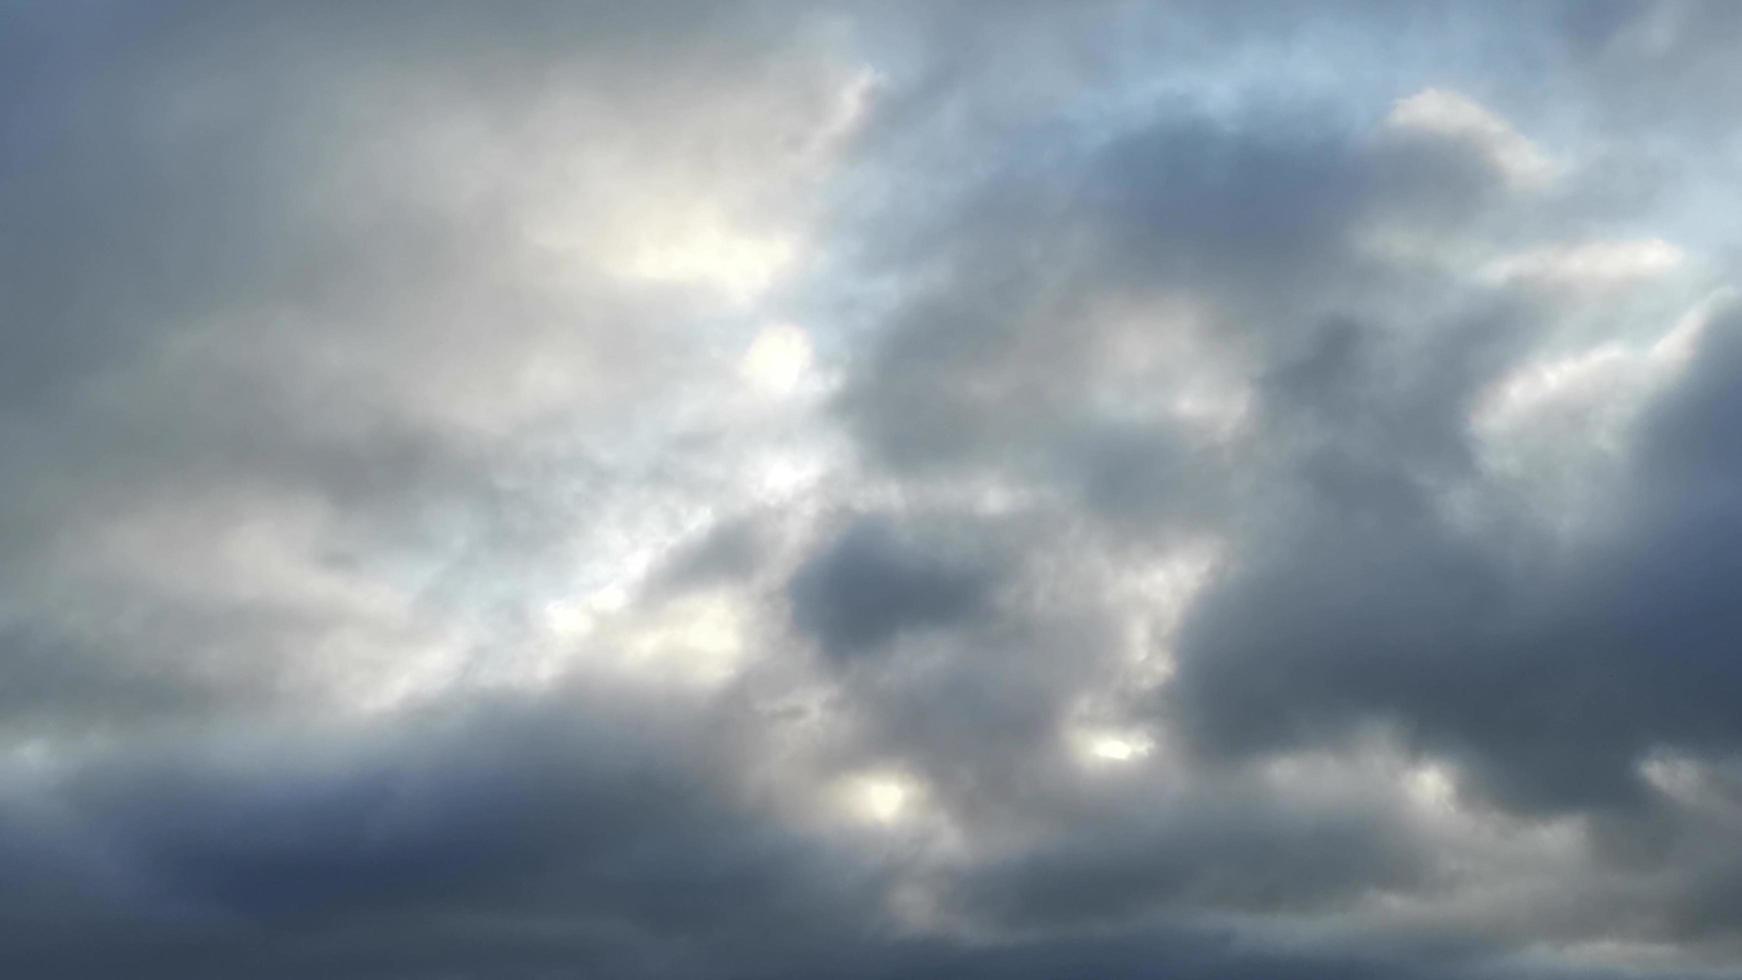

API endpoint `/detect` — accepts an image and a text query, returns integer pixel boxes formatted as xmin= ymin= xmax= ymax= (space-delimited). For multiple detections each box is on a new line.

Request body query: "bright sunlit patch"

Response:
xmin=531 ymin=585 xmax=752 ymax=691
xmin=542 ymin=583 xmax=631 ymax=640
xmin=1639 ymin=752 xmax=1704 ymax=803
xmin=1651 ymin=286 xmax=1736 ymax=369
xmin=1473 ymin=341 xmax=1634 ymax=433
xmin=615 ymin=214 xmax=794 ymax=301
xmin=1481 ymin=238 xmax=1684 ymax=287
xmin=1473 ymin=289 xmax=1733 ymax=445
xmin=621 ymin=593 xmax=749 ymax=687
xmin=748 ymin=448 xmax=829 ymax=501
xmin=1068 ymin=721 xmax=1158 ymax=766
xmin=840 ymin=771 xmax=917 ymax=825
xmin=1088 ymin=733 xmax=1153 ymax=762
xmin=1406 ymin=763 xmax=1457 ymax=812
xmin=639 ymin=595 xmax=743 ymax=658
xmin=862 ymin=779 xmax=908 ymax=822
xmin=542 ymin=600 xmax=596 ymax=638
xmin=740 ymin=323 xmax=814 ymax=397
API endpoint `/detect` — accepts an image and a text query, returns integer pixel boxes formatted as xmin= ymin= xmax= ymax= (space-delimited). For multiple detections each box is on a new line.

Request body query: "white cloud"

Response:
xmin=1481 ymin=238 xmax=1685 ymax=287
xmin=1385 ymin=88 xmax=1558 ymax=188
xmin=740 ymin=323 xmax=816 ymax=397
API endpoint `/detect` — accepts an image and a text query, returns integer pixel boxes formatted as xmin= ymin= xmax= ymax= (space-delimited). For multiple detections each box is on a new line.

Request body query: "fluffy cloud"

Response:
xmin=5 ymin=2 xmax=1742 ymax=977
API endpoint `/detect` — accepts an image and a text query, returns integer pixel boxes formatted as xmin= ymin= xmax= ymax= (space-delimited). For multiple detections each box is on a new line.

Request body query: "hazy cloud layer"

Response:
xmin=5 ymin=2 xmax=1742 ymax=977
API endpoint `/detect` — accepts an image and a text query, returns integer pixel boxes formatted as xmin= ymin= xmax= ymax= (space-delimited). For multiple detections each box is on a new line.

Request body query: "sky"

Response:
xmin=4 ymin=1 xmax=1742 ymax=977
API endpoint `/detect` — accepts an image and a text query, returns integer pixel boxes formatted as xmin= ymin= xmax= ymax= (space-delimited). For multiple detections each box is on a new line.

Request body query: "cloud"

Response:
xmin=6 ymin=2 xmax=1742 ymax=978
xmin=1384 ymin=88 xmax=1560 ymax=189
xmin=788 ymin=514 xmax=998 ymax=659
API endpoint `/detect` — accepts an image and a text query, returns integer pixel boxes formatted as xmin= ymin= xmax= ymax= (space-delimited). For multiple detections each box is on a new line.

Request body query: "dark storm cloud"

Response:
xmin=0 ymin=685 xmax=888 ymax=980
xmin=948 ymin=785 xmax=1428 ymax=928
xmin=1165 ymin=304 xmax=1742 ymax=815
xmin=7 ymin=1 xmax=1742 ymax=978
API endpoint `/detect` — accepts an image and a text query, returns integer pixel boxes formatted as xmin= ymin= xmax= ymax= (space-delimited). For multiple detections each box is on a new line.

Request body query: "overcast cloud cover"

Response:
xmin=5 ymin=1 xmax=1742 ymax=976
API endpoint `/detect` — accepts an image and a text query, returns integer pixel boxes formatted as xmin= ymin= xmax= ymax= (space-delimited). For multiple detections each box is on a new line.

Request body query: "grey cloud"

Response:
xmin=648 ymin=514 xmax=773 ymax=597
xmin=788 ymin=514 xmax=997 ymax=659
xmin=0 ymin=0 xmax=836 ymax=732
xmin=1168 ymin=305 xmax=1742 ymax=815
xmin=8 ymin=2 xmax=1742 ymax=978
xmin=833 ymin=94 xmax=1527 ymax=499
xmin=834 ymin=10 xmax=1741 ymax=827
xmin=0 ymin=685 xmax=888 ymax=979
xmin=836 ymin=110 xmax=1368 ymax=472
xmin=950 ymin=788 xmax=1428 ymax=929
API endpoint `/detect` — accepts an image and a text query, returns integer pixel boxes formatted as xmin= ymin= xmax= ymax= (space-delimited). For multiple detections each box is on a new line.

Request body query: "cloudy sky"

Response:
xmin=5 ymin=1 xmax=1742 ymax=977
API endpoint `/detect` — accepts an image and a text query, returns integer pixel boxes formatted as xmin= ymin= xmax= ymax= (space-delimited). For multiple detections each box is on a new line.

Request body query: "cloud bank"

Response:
xmin=5 ymin=2 xmax=1742 ymax=977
